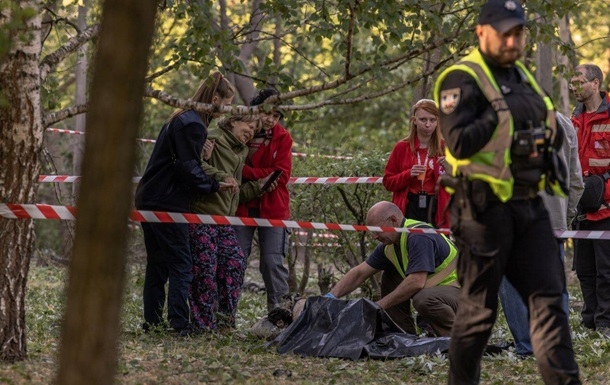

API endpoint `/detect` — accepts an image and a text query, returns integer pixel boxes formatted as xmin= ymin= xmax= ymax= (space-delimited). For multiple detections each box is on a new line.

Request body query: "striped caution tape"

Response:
xmin=46 ymin=128 xmax=156 ymax=143
xmin=0 ymin=203 xmax=449 ymax=235
xmin=2 ymin=203 xmax=607 ymax=239
xmin=46 ymin=127 xmax=354 ymax=160
xmin=37 ymin=175 xmax=383 ymax=184
xmin=294 ymin=231 xmax=339 ymax=239
xmin=291 ymin=152 xmax=353 ymax=160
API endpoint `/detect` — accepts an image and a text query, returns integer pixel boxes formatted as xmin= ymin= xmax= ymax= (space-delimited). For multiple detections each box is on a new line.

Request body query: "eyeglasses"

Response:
xmin=568 ymin=79 xmax=594 ymax=90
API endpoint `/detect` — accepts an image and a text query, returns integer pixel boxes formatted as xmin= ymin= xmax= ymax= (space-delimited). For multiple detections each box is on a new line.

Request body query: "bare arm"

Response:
xmin=375 ymin=272 xmax=427 ymax=310
xmin=329 ymin=262 xmax=378 ymax=298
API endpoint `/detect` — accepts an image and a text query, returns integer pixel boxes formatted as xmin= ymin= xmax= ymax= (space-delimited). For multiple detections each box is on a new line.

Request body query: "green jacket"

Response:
xmin=191 ymin=127 xmax=262 ymax=215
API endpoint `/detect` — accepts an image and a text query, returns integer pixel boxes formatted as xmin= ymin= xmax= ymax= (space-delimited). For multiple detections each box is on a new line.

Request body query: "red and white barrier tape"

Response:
xmin=291 ymin=242 xmax=341 ymax=248
xmin=46 ymin=128 xmax=156 ymax=143
xmin=46 ymin=128 xmax=353 ymax=160
xmin=37 ymin=175 xmax=383 ymax=184
xmin=38 ymin=175 xmax=141 ymax=183
xmin=0 ymin=203 xmax=448 ymax=235
xmin=295 ymin=231 xmax=339 ymax=239
xmin=291 ymin=152 xmax=353 ymax=160
xmin=289 ymin=176 xmax=381 ymax=184
xmin=2 ymin=203 xmax=610 ymax=240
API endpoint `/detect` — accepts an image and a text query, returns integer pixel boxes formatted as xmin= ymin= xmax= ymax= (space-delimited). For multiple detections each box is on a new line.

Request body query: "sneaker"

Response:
xmin=597 ymin=326 xmax=610 ymax=339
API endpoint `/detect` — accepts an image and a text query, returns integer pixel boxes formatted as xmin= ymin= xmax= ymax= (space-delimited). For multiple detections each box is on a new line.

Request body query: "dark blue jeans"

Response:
xmin=448 ymin=197 xmax=580 ymax=385
xmin=499 ymin=242 xmax=570 ymax=356
xmin=142 ymin=222 xmax=193 ymax=331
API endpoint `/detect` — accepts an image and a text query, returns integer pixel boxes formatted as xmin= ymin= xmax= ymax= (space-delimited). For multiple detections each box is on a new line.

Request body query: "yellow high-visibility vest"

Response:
xmin=433 ymin=48 xmax=563 ymax=201
xmin=384 ymin=219 xmax=458 ymax=288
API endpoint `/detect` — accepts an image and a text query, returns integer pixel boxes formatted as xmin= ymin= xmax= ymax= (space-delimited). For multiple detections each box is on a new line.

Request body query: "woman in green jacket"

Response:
xmin=188 ymin=114 xmax=267 ymax=332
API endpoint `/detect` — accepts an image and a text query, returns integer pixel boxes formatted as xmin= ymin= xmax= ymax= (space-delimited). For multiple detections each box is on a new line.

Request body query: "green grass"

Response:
xmin=0 ymin=262 xmax=608 ymax=384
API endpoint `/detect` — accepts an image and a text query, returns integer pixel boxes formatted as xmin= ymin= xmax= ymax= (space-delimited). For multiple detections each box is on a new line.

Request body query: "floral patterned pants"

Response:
xmin=188 ymin=224 xmax=246 ymax=330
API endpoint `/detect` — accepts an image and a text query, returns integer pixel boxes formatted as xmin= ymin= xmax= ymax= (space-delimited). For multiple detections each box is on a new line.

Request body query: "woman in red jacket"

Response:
xmin=235 ymin=88 xmax=293 ymax=312
xmin=382 ymin=99 xmax=449 ymax=227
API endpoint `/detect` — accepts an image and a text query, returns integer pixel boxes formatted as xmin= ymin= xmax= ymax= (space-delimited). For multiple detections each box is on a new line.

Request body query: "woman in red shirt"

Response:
xmin=235 ymin=89 xmax=293 ymax=312
xmin=382 ymin=99 xmax=449 ymax=227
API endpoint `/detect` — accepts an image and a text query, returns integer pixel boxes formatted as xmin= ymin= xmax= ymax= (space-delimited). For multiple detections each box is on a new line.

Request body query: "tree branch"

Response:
xmin=262 ymin=26 xmax=471 ymax=105
xmin=144 ymin=62 xmax=178 ymax=83
xmin=43 ymin=104 xmax=88 ymax=127
xmin=39 ymin=23 xmax=101 ymax=81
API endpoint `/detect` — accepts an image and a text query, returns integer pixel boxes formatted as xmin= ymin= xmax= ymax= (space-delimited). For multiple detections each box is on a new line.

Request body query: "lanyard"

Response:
xmin=416 ymin=149 xmax=429 ymax=190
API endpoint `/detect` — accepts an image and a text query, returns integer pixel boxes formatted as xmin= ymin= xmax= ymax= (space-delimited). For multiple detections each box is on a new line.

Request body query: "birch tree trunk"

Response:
xmin=56 ymin=0 xmax=158 ymax=383
xmin=0 ymin=0 xmax=43 ymax=362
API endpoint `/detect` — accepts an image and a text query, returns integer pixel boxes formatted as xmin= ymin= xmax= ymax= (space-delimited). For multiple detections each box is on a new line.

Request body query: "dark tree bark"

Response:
xmin=56 ymin=0 xmax=158 ymax=383
xmin=0 ymin=0 xmax=44 ymax=362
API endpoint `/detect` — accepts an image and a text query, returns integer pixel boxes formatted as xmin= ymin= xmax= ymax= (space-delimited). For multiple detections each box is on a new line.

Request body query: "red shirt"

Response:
xmin=236 ymin=123 xmax=293 ymax=220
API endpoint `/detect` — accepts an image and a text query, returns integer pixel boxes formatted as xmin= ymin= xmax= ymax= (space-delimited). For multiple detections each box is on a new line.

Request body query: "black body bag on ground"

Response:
xmin=267 ymin=297 xmax=450 ymax=360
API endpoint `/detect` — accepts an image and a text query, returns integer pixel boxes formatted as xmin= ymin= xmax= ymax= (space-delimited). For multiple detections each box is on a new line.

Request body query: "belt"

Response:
xmin=512 ymin=184 xmax=538 ymax=200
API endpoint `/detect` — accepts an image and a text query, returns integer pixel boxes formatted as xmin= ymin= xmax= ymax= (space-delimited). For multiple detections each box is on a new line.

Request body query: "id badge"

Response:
xmin=418 ymin=193 xmax=428 ymax=209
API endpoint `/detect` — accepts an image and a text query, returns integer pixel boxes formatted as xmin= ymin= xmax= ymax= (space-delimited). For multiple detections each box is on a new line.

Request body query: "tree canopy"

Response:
xmin=1 ymin=0 xmax=609 ymax=371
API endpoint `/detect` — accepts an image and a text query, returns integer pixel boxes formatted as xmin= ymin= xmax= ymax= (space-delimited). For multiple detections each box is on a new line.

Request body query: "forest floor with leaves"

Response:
xmin=1 ymin=257 xmax=609 ymax=384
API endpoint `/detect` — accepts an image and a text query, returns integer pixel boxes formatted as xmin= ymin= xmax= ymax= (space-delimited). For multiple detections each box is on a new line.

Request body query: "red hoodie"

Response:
xmin=236 ymin=123 xmax=292 ymax=219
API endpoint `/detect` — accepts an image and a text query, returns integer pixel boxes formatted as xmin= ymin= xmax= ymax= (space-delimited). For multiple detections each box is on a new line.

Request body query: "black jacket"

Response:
xmin=135 ymin=110 xmax=219 ymax=212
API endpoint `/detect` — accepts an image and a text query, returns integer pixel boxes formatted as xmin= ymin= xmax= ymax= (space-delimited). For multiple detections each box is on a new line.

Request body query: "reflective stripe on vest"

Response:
xmin=383 ymin=219 xmax=458 ymax=287
xmin=433 ymin=49 xmax=558 ymax=202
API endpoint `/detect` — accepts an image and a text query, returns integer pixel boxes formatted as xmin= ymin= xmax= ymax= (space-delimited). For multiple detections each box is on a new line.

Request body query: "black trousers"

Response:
xmin=142 ymin=222 xmax=193 ymax=331
xmin=574 ymin=217 xmax=610 ymax=329
xmin=447 ymin=196 xmax=580 ymax=385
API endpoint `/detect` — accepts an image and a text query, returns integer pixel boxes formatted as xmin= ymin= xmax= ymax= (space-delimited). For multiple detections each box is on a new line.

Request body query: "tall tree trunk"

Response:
xmin=0 ymin=0 xmax=43 ymax=362
xmin=557 ymin=15 xmax=573 ymax=116
xmin=229 ymin=0 xmax=261 ymax=103
xmin=535 ymin=42 xmax=553 ymax=97
xmin=56 ymin=0 xmax=157 ymax=383
xmin=413 ymin=47 xmax=441 ymax=102
xmin=72 ymin=1 xmax=88 ymax=191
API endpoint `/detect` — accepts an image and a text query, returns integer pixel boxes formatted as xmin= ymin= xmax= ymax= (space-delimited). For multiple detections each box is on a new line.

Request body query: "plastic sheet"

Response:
xmin=268 ymin=296 xmax=450 ymax=360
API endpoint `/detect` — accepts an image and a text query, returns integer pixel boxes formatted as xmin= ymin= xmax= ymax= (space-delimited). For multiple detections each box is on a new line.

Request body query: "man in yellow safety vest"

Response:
xmin=326 ymin=201 xmax=459 ymax=337
xmin=433 ymin=0 xmax=580 ymax=383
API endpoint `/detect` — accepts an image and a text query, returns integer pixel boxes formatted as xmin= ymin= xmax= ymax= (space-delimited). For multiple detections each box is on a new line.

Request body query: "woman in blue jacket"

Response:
xmin=135 ymin=72 xmax=235 ymax=335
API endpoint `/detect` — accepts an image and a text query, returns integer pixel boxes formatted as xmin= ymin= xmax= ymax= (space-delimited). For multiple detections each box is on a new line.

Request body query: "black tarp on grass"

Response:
xmin=268 ymin=296 xmax=450 ymax=360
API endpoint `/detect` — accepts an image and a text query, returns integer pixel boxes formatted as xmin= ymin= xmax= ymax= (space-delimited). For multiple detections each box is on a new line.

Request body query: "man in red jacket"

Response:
xmin=571 ymin=63 xmax=610 ymax=338
xmin=236 ymin=89 xmax=293 ymax=312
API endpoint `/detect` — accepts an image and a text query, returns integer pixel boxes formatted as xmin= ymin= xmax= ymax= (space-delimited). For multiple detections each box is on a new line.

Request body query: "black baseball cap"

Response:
xmin=250 ymin=88 xmax=284 ymax=118
xmin=478 ymin=0 xmax=526 ymax=34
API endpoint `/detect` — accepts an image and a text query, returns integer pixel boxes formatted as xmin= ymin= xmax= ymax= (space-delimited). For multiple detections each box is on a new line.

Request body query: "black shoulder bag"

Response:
xmin=579 ymin=171 xmax=610 ymax=213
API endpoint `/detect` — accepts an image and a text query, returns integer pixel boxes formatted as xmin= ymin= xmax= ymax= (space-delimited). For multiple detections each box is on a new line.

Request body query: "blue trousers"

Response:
xmin=142 ymin=222 xmax=193 ymax=331
xmin=499 ymin=242 xmax=570 ymax=356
